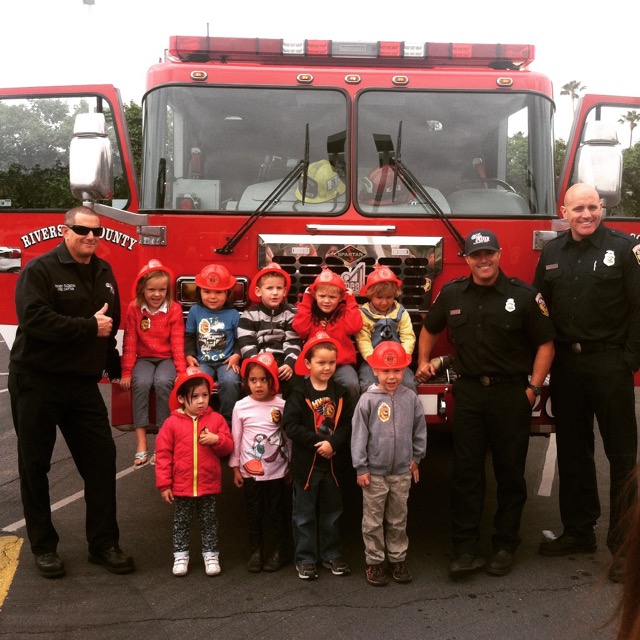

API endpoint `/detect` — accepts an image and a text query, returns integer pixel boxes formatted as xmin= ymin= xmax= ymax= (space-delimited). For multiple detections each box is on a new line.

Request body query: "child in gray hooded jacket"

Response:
xmin=351 ymin=341 xmax=426 ymax=586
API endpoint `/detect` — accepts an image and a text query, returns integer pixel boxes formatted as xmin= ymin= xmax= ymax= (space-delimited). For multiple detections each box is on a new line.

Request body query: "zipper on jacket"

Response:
xmin=192 ymin=416 xmax=199 ymax=496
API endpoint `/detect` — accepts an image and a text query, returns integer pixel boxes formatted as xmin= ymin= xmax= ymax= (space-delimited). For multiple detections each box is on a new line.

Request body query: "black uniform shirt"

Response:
xmin=533 ymin=224 xmax=640 ymax=371
xmin=424 ymin=269 xmax=555 ymax=377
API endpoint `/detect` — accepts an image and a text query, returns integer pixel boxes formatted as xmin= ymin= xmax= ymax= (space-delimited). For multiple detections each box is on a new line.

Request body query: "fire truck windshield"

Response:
xmin=140 ymin=85 xmax=554 ymax=218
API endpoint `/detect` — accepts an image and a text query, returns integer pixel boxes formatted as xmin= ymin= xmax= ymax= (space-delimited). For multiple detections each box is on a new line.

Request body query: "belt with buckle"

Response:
xmin=460 ymin=374 xmax=526 ymax=386
xmin=558 ymin=341 xmax=620 ymax=355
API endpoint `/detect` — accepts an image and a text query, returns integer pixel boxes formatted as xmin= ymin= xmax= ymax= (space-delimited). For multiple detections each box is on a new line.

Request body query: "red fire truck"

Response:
xmin=2 ymin=37 xmax=639 ymax=432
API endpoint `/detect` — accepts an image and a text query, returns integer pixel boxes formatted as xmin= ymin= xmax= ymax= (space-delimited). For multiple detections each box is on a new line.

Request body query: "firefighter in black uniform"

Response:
xmin=416 ymin=229 xmax=555 ymax=579
xmin=9 ymin=206 xmax=135 ymax=579
xmin=533 ymin=183 xmax=640 ymax=582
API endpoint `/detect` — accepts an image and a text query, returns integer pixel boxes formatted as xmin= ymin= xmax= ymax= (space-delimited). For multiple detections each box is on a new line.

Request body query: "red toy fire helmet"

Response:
xmin=295 ymin=331 xmax=341 ymax=375
xmin=308 ymin=267 xmax=347 ymax=294
xmin=360 ymin=166 xmax=412 ymax=206
xmin=169 ymin=366 xmax=215 ymax=411
xmin=366 ymin=341 xmax=412 ymax=370
xmin=240 ymin=352 xmax=280 ymax=394
xmin=195 ymin=264 xmax=237 ymax=291
xmin=249 ymin=263 xmax=292 ymax=303
xmin=132 ymin=259 xmax=174 ymax=298
xmin=359 ymin=263 xmax=402 ymax=296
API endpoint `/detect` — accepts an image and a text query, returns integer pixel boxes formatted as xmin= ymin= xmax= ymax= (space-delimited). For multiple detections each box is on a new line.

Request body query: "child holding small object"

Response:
xmin=229 ymin=352 xmax=290 ymax=573
xmin=155 ymin=367 xmax=233 ymax=577
xmin=120 ymin=259 xmax=186 ymax=468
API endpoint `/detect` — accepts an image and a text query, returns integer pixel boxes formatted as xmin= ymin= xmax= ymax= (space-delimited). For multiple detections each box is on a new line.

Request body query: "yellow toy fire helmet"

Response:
xmin=295 ymin=160 xmax=346 ymax=203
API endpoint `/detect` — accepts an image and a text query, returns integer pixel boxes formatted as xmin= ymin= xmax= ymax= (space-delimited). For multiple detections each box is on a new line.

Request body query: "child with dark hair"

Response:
xmin=229 ymin=352 xmax=290 ymax=573
xmin=293 ymin=267 xmax=362 ymax=406
xmin=155 ymin=367 xmax=233 ymax=577
xmin=282 ymin=332 xmax=354 ymax=580
xmin=185 ymin=263 xmax=241 ymax=427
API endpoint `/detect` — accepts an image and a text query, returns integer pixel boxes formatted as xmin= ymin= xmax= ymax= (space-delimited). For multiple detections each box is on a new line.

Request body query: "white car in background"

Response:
xmin=0 ymin=247 xmax=21 ymax=273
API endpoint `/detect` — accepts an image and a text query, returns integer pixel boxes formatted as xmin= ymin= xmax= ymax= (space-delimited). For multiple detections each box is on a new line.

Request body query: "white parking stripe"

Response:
xmin=2 ymin=466 xmax=137 ymax=533
xmin=538 ymin=433 xmax=557 ymax=497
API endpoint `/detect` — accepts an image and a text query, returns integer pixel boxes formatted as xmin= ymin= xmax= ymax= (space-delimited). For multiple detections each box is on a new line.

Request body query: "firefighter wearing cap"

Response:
xmin=237 ymin=263 xmax=302 ymax=398
xmin=417 ymin=229 xmax=555 ymax=579
xmin=185 ymin=264 xmax=241 ymax=427
xmin=533 ymin=184 xmax=640 ymax=581
xmin=292 ymin=267 xmax=362 ymax=406
xmin=355 ymin=263 xmax=417 ymax=394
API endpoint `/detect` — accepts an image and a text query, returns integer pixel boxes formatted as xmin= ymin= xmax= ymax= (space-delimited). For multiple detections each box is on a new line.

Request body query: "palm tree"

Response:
xmin=618 ymin=110 xmax=640 ymax=147
xmin=560 ymin=80 xmax=586 ymax=112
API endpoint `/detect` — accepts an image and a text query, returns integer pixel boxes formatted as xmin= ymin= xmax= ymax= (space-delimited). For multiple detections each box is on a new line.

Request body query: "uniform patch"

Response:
xmin=377 ymin=402 xmax=391 ymax=423
xmin=535 ymin=293 xmax=549 ymax=317
xmin=603 ymin=249 xmax=616 ymax=267
xmin=633 ymin=244 xmax=640 ymax=265
xmin=505 ymin=297 xmax=515 ymax=313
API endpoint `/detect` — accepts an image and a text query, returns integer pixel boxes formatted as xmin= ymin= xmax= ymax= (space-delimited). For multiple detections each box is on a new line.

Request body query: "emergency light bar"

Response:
xmin=168 ymin=36 xmax=534 ymax=68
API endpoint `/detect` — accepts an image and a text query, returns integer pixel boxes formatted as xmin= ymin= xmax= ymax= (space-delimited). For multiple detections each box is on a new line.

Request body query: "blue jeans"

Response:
xmin=199 ymin=362 xmax=241 ymax=426
xmin=292 ymin=466 xmax=344 ymax=565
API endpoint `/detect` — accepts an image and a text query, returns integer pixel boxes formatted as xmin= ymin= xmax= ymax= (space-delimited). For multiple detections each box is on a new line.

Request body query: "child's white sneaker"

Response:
xmin=172 ymin=553 xmax=189 ymax=577
xmin=203 ymin=552 xmax=221 ymax=576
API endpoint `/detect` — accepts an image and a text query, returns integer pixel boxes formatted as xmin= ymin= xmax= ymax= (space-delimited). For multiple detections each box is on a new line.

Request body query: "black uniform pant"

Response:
xmin=451 ymin=378 xmax=531 ymax=555
xmin=550 ymin=347 xmax=637 ymax=552
xmin=9 ymin=371 xmax=120 ymax=556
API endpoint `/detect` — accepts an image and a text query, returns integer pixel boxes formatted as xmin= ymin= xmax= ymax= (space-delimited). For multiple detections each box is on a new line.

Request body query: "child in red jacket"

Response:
xmin=155 ymin=367 xmax=233 ymax=577
xmin=292 ymin=267 xmax=362 ymax=407
xmin=120 ymin=259 xmax=186 ymax=468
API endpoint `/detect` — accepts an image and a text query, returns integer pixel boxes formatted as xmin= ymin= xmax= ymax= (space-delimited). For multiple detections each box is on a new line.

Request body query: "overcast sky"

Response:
xmin=1 ymin=0 xmax=638 ymax=139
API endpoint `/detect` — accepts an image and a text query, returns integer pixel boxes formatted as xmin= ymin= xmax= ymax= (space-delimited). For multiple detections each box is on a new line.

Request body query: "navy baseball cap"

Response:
xmin=464 ymin=229 xmax=501 ymax=255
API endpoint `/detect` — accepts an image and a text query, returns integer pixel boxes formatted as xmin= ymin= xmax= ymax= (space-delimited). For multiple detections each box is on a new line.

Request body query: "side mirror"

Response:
xmin=69 ymin=113 xmax=114 ymax=201
xmin=573 ymin=121 xmax=622 ymax=208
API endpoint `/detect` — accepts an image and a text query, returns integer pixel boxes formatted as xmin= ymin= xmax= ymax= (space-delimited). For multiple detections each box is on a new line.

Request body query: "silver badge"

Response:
xmin=603 ymin=250 xmax=615 ymax=267
xmin=505 ymin=298 xmax=516 ymax=313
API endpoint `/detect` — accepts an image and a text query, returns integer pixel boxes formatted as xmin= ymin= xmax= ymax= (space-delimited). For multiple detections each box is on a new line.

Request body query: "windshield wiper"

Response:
xmin=374 ymin=123 xmax=466 ymax=255
xmin=215 ymin=124 xmax=310 ymax=254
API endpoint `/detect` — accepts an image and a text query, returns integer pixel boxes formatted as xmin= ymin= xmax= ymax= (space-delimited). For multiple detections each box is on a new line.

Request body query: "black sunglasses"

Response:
xmin=66 ymin=224 xmax=104 ymax=237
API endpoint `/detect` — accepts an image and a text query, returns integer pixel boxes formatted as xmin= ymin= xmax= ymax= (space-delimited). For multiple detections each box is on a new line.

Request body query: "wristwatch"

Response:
xmin=527 ymin=383 xmax=542 ymax=396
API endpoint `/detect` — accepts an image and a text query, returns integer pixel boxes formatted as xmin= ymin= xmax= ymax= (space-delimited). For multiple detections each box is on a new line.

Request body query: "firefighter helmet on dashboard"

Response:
xmin=295 ymin=160 xmax=346 ymax=203
xmin=360 ymin=165 xmax=412 ymax=206
xmin=195 ymin=264 xmax=237 ymax=291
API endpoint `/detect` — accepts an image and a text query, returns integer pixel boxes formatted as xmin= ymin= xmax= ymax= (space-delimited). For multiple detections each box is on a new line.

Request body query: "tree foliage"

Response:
xmin=560 ymin=80 xmax=586 ymax=112
xmin=618 ymin=110 xmax=640 ymax=148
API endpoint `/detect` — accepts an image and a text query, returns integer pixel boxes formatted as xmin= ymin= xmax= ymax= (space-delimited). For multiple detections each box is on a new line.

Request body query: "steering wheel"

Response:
xmin=457 ymin=178 xmax=517 ymax=193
